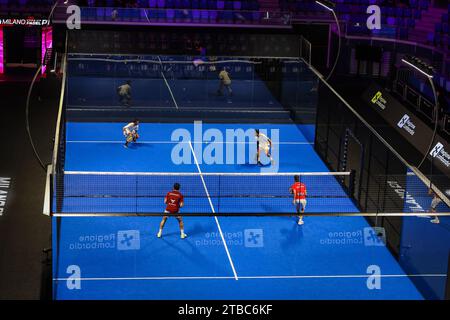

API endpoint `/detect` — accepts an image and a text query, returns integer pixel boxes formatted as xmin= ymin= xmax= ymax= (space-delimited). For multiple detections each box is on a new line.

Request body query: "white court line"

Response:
xmin=143 ymin=8 xmax=150 ymax=23
xmin=158 ymin=55 xmax=179 ymax=110
xmin=66 ymin=140 xmax=313 ymax=145
xmin=188 ymin=140 xmax=239 ymax=281
xmin=53 ymin=273 xmax=446 ymax=281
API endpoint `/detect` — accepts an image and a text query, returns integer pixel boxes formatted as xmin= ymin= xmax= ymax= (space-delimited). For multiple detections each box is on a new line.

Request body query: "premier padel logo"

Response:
xmin=429 ymin=142 xmax=450 ymax=168
xmin=370 ymin=91 xmax=387 ymax=110
xmin=397 ymin=114 xmax=416 ymax=136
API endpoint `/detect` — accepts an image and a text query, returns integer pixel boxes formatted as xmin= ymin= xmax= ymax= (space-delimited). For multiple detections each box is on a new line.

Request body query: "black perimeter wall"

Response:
xmin=53 ymin=24 xmax=329 ymax=68
xmin=315 ymin=81 xmax=408 ymax=257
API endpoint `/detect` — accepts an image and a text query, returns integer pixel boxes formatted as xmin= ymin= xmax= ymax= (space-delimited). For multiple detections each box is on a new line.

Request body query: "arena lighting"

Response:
xmin=315 ymin=0 xmax=340 ymax=81
xmin=0 ymin=27 xmax=3 ymax=74
xmin=402 ymin=55 xmax=438 ymax=169
xmin=401 ymin=55 xmax=435 ymax=78
xmin=315 ymin=0 xmax=335 ymax=11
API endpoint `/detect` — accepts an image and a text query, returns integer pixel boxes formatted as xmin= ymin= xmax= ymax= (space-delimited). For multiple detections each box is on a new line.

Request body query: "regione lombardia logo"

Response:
xmin=397 ymin=115 xmax=410 ymax=128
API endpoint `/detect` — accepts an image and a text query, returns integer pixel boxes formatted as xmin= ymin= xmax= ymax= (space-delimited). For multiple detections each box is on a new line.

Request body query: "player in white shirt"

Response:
xmin=255 ymin=129 xmax=274 ymax=166
xmin=123 ymin=119 xmax=140 ymax=148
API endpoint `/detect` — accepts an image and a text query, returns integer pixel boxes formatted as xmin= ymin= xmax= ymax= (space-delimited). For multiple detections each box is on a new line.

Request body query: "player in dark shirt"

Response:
xmin=157 ymin=183 xmax=187 ymax=239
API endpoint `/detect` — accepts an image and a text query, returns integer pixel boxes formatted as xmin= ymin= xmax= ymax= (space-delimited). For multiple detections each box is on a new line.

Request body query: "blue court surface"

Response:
xmin=67 ymin=77 xmax=285 ymax=110
xmin=53 ymin=123 xmax=424 ymax=300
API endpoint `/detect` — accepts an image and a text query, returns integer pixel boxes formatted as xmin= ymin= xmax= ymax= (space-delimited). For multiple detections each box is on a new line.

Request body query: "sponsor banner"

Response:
xmin=0 ymin=18 xmax=50 ymax=26
xmin=362 ymin=83 xmax=450 ymax=176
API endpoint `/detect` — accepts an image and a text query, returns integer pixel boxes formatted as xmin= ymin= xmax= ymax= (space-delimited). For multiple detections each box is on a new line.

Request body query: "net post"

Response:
xmin=349 ymin=169 xmax=356 ymax=197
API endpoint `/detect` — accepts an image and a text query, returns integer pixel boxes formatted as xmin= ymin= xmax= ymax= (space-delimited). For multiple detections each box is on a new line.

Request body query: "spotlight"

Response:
xmin=315 ymin=0 xmax=336 ymax=11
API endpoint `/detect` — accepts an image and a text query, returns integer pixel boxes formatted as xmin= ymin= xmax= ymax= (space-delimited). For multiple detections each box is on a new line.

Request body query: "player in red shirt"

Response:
xmin=289 ymin=175 xmax=307 ymax=225
xmin=157 ymin=183 xmax=187 ymax=239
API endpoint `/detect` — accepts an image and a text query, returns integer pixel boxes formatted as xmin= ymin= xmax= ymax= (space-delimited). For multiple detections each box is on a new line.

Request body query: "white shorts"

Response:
xmin=294 ymin=199 xmax=307 ymax=209
xmin=258 ymin=144 xmax=270 ymax=153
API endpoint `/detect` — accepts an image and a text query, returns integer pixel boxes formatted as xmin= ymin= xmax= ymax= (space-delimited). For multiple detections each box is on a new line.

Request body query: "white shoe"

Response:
xmin=430 ymin=218 xmax=440 ymax=224
xmin=181 ymin=233 xmax=187 ymax=239
xmin=298 ymin=219 xmax=304 ymax=225
xmin=157 ymin=231 xmax=162 ymax=238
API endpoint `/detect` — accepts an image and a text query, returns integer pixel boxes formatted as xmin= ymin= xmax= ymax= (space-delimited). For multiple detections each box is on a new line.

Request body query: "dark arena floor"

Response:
xmin=0 ymin=0 xmax=450 ymax=312
xmin=0 ymin=76 xmax=56 ymax=298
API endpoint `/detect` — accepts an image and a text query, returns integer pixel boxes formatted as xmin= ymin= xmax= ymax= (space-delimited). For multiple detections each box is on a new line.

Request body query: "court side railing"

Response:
xmin=393 ymin=79 xmax=437 ymax=123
